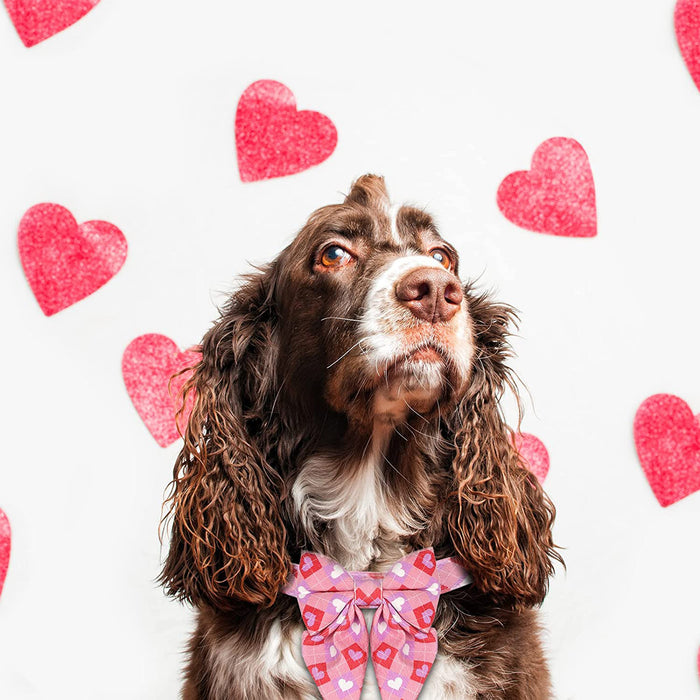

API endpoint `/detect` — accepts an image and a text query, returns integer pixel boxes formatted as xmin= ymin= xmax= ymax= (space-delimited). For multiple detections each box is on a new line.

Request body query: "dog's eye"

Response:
xmin=320 ymin=244 xmax=353 ymax=269
xmin=430 ymin=248 xmax=452 ymax=270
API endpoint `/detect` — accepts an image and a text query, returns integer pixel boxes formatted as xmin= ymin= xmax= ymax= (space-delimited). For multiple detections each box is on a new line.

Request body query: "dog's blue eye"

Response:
xmin=320 ymin=245 xmax=352 ymax=268
xmin=430 ymin=248 xmax=452 ymax=270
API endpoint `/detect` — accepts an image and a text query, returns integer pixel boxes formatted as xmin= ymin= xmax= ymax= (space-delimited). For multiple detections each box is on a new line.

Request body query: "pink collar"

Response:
xmin=282 ymin=547 xmax=472 ymax=699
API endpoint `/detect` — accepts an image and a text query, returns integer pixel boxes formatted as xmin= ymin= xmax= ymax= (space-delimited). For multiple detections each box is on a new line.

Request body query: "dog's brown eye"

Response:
xmin=320 ymin=245 xmax=353 ymax=269
xmin=430 ymin=248 xmax=452 ymax=270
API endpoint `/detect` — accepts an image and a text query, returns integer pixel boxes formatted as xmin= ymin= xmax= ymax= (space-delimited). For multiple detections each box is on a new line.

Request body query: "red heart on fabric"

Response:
xmin=235 ymin=80 xmax=338 ymax=182
xmin=634 ymin=394 xmax=700 ymax=507
xmin=18 ymin=203 xmax=127 ymax=316
xmin=122 ymin=334 xmax=200 ymax=448
xmin=497 ymin=137 xmax=596 ymax=238
xmin=0 ymin=508 xmax=10 ymax=599
xmin=676 ymin=0 xmax=700 ymax=92
xmin=4 ymin=0 xmax=100 ymax=47
xmin=513 ymin=433 xmax=550 ymax=484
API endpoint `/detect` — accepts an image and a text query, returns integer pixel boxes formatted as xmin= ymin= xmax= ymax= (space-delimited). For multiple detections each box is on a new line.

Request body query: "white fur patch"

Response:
xmin=291 ymin=433 xmax=426 ymax=571
xmin=387 ymin=203 xmax=402 ymax=244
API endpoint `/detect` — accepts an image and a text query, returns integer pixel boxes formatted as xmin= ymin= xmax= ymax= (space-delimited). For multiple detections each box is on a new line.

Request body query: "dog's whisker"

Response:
xmin=378 ymin=447 xmax=411 ymax=485
xmin=269 ymin=375 xmax=288 ymax=415
xmin=327 ymin=337 xmax=370 ymax=368
xmin=402 ymin=398 xmax=431 ymax=425
xmin=320 ymin=316 xmax=363 ymax=323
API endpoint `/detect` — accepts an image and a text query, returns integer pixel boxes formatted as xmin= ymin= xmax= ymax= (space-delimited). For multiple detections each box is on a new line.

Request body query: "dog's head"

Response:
xmin=160 ymin=174 xmax=559 ymax=612
xmin=270 ymin=174 xmax=474 ymax=428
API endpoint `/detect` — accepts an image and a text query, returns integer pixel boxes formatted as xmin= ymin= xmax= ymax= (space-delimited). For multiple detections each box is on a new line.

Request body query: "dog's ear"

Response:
xmin=159 ymin=262 xmax=290 ymax=610
xmin=345 ymin=173 xmax=390 ymax=210
xmin=446 ymin=289 xmax=561 ymax=609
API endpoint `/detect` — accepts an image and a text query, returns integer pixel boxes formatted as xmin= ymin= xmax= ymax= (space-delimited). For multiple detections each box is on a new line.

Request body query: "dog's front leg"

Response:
xmin=181 ymin=608 xmax=320 ymax=700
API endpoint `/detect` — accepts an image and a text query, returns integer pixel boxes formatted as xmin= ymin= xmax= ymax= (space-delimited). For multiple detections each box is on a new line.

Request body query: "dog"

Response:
xmin=159 ymin=174 xmax=561 ymax=699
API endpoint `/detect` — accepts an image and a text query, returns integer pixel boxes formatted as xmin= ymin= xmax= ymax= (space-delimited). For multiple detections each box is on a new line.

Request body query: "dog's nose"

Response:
xmin=395 ymin=267 xmax=463 ymax=322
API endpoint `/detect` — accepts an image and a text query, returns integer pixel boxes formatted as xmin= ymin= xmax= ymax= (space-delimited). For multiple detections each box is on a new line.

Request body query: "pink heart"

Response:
xmin=513 ymin=433 xmax=550 ymax=484
xmin=122 ymin=334 xmax=199 ymax=448
xmin=0 ymin=509 xmax=10 ymax=598
xmin=235 ymin=80 xmax=337 ymax=182
xmin=18 ymin=203 xmax=127 ymax=316
xmin=634 ymin=394 xmax=700 ymax=507
xmin=676 ymin=0 xmax=700 ymax=92
xmin=497 ymin=137 xmax=596 ymax=238
xmin=415 ymin=663 xmax=429 ymax=678
xmin=4 ymin=0 xmax=100 ymax=47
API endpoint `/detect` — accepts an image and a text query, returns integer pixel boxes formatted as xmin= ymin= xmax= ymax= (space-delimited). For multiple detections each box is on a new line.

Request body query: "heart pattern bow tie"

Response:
xmin=282 ymin=547 xmax=472 ymax=699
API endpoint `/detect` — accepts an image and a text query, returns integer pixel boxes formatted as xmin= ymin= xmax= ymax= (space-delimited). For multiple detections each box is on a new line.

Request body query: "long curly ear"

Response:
xmin=446 ymin=288 xmax=561 ymax=609
xmin=159 ymin=263 xmax=290 ymax=610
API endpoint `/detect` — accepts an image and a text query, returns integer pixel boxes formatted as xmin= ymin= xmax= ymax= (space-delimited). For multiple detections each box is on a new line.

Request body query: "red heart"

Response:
xmin=634 ymin=394 xmax=700 ymax=507
xmin=676 ymin=0 xmax=700 ymax=92
xmin=497 ymin=137 xmax=596 ymax=238
xmin=0 ymin=508 xmax=10 ymax=599
xmin=122 ymin=334 xmax=200 ymax=448
xmin=235 ymin=80 xmax=338 ymax=182
xmin=4 ymin=0 xmax=100 ymax=47
xmin=513 ymin=433 xmax=550 ymax=484
xmin=18 ymin=203 xmax=127 ymax=316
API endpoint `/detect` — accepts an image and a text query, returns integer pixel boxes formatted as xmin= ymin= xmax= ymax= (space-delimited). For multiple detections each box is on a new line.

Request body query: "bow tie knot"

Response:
xmin=282 ymin=547 xmax=472 ymax=699
xmin=353 ymin=572 xmax=383 ymax=608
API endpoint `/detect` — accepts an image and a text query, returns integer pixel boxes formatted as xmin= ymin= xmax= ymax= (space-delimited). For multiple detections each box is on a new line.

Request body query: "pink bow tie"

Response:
xmin=281 ymin=547 xmax=472 ymax=699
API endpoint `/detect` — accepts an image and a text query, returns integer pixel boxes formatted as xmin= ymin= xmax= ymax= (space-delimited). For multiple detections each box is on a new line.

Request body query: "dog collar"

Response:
xmin=281 ymin=547 xmax=472 ymax=699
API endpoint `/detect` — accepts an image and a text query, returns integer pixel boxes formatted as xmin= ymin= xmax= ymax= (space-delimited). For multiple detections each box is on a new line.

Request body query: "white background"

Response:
xmin=1 ymin=1 xmax=699 ymax=698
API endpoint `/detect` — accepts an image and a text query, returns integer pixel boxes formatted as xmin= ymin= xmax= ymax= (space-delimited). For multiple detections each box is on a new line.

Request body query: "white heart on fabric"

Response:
xmin=330 ymin=564 xmax=344 ymax=579
xmin=332 ymin=598 xmax=345 ymax=613
xmin=391 ymin=563 xmax=406 ymax=577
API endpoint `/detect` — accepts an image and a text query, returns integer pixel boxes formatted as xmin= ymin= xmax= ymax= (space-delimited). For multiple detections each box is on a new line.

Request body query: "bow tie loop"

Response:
xmin=282 ymin=547 xmax=472 ymax=700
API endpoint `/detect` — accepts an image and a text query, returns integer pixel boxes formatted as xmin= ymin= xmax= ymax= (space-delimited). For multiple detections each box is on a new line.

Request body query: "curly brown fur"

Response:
xmin=446 ymin=289 xmax=559 ymax=609
xmin=160 ymin=265 xmax=293 ymax=610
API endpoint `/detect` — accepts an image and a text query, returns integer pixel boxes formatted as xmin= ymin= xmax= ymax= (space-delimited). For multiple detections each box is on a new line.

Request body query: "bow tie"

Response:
xmin=281 ymin=547 xmax=472 ymax=700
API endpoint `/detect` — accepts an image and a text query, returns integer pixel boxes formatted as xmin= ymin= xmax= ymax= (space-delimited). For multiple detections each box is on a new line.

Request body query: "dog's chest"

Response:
xmin=290 ymin=447 xmax=426 ymax=571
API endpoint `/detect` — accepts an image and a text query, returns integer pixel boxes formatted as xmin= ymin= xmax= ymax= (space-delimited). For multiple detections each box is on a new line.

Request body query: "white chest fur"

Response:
xmin=290 ymin=432 xmax=426 ymax=570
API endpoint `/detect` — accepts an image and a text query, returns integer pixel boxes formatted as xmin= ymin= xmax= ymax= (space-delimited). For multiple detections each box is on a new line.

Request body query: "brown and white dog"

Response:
xmin=160 ymin=174 xmax=561 ymax=699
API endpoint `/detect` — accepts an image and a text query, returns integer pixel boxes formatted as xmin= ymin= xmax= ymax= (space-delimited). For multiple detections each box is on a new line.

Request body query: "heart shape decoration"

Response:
xmin=497 ymin=137 xmax=596 ymax=238
xmin=235 ymin=79 xmax=338 ymax=182
xmin=18 ymin=203 xmax=127 ymax=316
xmin=676 ymin=0 xmax=700 ymax=92
xmin=0 ymin=508 xmax=11 ymax=598
xmin=122 ymin=334 xmax=200 ymax=448
xmin=4 ymin=0 xmax=100 ymax=47
xmin=634 ymin=394 xmax=700 ymax=507
xmin=513 ymin=432 xmax=550 ymax=484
